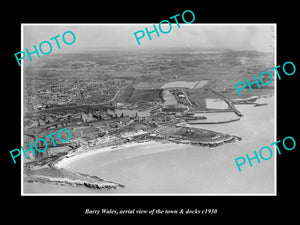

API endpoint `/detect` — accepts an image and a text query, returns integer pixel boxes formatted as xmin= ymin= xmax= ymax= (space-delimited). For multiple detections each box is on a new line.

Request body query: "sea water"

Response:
xmin=60 ymin=96 xmax=275 ymax=194
xmin=24 ymin=96 xmax=275 ymax=194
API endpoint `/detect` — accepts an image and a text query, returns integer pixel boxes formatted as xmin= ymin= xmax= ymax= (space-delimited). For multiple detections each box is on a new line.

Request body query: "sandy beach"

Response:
xmin=50 ymin=96 xmax=274 ymax=194
xmin=26 ymin=95 xmax=275 ymax=195
xmin=54 ymin=141 xmax=161 ymax=169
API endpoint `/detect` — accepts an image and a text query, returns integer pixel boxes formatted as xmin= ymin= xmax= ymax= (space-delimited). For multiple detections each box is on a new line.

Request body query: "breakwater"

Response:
xmin=209 ymin=88 xmax=243 ymax=117
xmin=187 ymin=118 xmax=240 ymax=125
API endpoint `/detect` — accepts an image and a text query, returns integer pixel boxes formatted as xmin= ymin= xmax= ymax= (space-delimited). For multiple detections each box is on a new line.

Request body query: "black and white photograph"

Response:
xmin=3 ymin=4 xmax=299 ymax=220
xmin=21 ymin=24 xmax=276 ymax=195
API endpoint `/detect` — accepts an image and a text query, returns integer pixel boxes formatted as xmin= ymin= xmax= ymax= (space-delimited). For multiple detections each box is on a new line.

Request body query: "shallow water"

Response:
xmin=24 ymin=96 xmax=275 ymax=195
xmin=161 ymin=80 xmax=209 ymax=89
xmin=205 ymin=98 xmax=229 ymax=109
xmin=161 ymin=81 xmax=199 ymax=89
xmin=194 ymin=80 xmax=209 ymax=89
xmin=192 ymin=111 xmax=239 ymax=123
xmin=162 ymin=90 xmax=177 ymax=105
xmin=60 ymin=97 xmax=275 ymax=194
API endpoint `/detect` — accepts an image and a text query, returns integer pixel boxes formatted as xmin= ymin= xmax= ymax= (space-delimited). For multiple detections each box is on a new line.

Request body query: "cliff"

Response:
xmin=24 ymin=154 xmax=125 ymax=191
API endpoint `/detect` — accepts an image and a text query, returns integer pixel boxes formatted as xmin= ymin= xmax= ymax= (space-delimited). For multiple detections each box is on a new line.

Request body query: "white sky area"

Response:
xmin=22 ymin=24 xmax=275 ymax=53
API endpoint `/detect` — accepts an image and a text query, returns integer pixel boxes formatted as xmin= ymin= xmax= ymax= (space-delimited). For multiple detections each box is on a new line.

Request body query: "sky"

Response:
xmin=22 ymin=24 xmax=275 ymax=53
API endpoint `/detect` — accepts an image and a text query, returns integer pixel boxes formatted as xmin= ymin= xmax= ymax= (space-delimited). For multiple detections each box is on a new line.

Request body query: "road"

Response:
xmin=180 ymin=89 xmax=193 ymax=106
xmin=107 ymin=89 xmax=120 ymax=103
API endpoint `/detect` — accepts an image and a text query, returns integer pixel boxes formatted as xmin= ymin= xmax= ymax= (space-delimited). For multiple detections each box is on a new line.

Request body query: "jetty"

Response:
xmin=209 ymin=88 xmax=243 ymax=117
xmin=187 ymin=117 xmax=240 ymax=124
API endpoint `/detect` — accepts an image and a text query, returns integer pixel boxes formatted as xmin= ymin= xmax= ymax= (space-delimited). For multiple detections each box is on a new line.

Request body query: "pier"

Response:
xmin=209 ymin=88 xmax=243 ymax=117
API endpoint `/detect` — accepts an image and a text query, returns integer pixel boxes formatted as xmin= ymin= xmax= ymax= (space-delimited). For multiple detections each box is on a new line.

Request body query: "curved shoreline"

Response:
xmin=53 ymin=141 xmax=158 ymax=169
xmin=25 ymin=96 xmax=276 ymax=193
xmin=24 ymin=128 xmax=242 ymax=193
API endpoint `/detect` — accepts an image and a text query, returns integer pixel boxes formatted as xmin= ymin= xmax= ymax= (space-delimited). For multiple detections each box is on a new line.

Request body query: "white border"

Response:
xmin=21 ymin=23 xmax=277 ymax=196
xmin=21 ymin=24 xmax=24 ymax=195
xmin=274 ymin=24 xmax=277 ymax=196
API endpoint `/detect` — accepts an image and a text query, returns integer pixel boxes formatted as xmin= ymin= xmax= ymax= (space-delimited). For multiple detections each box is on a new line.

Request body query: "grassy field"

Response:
xmin=158 ymin=126 xmax=225 ymax=141
xmin=129 ymin=89 xmax=162 ymax=103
